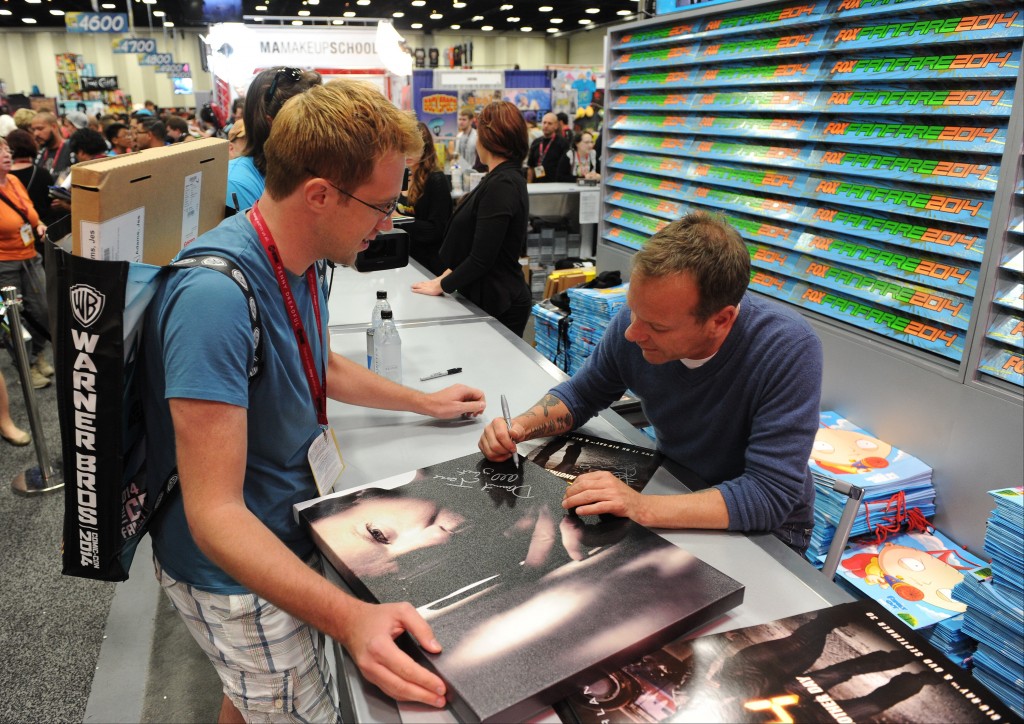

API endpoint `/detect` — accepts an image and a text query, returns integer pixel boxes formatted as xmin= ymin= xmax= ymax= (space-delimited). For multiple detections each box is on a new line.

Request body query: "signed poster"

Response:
xmin=300 ymin=452 xmax=743 ymax=723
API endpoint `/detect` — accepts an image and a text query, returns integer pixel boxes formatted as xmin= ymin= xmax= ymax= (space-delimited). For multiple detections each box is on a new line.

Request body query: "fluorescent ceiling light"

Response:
xmin=50 ymin=9 xmax=66 ymax=15
xmin=500 ymin=4 xmax=513 ymax=10
xmin=550 ymin=18 xmax=562 ymax=23
xmin=332 ymin=19 xmax=344 ymax=24
xmin=291 ymin=20 xmax=303 ymax=25
xmin=101 ymin=3 xmax=116 ymax=7
xmin=472 ymin=15 xmax=483 ymax=20
xmin=153 ymin=10 xmax=165 ymax=17
xmin=546 ymin=28 xmax=558 ymax=33
xmin=163 ymin=21 xmax=174 ymax=27
xmin=298 ymin=10 xmax=310 ymax=15
xmin=578 ymin=18 xmax=592 ymax=24
xmin=357 ymin=0 xmax=371 ymax=5
xmin=451 ymin=23 xmax=460 ymax=29
xmin=344 ymin=11 xmax=356 ymax=16
xmin=393 ymin=11 xmax=404 ymax=16
xmin=411 ymin=22 xmax=423 ymax=28
xmin=23 ymin=17 xmax=38 ymax=23
xmin=539 ymin=5 xmax=552 ymax=10
xmin=25 ymin=0 xmax=41 ymax=4
xmin=0 ymin=9 xmax=12 ymax=15
xmin=507 ymin=16 xmax=519 ymax=22
xmin=308 ymin=0 xmax=320 ymax=4
xmin=520 ymin=26 xmax=532 ymax=31
xmin=255 ymin=4 xmax=267 ymax=10
xmin=430 ymin=12 xmax=443 ymax=19
xmin=617 ymin=9 xmax=632 ymax=14
xmin=586 ymin=7 xmax=600 ymax=13
xmin=481 ymin=24 xmax=493 ymax=30
xmin=411 ymin=0 xmax=426 ymax=5
xmin=453 ymin=1 xmax=466 ymax=6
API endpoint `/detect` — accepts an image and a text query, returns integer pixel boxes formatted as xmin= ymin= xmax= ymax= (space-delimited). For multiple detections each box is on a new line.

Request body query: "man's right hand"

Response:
xmin=339 ymin=599 xmax=447 ymax=708
xmin=478 ymin=416 xmax=523 ymax=462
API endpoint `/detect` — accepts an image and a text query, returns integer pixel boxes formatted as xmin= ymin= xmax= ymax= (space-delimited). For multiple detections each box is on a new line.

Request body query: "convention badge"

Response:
xmin=308 ymin=426 xmax=345 ymax=497
xmin=534 ymin=165 xmax=546 ymax=178
xmin=19 ymin=224 xmax=34 ymax=246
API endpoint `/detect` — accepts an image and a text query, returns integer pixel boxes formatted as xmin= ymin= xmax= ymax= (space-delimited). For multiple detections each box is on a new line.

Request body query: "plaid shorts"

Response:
xmin=155 ymin=555 xmax=340 ymax=723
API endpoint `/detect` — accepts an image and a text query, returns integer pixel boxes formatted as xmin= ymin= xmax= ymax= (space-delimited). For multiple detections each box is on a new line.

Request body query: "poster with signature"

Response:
xmin=300 ymin=452 xmax=744 ymax=723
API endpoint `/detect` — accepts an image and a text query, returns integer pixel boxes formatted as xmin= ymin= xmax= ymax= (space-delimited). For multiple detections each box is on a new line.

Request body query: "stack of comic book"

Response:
xmin=565 ymin=284 xmax=628 ymax=374
xmin=952 ymin=487 xmax=1024 ymax=718
xmin=806 ymin=412 xmax=935 ymax=562
xmin=920 ymin=615 xmax=975 ymax=669
xmin=829 ymin=528 xmax=987 ymax=633
xmin=530 ymin=301 xmax=570 ymax=372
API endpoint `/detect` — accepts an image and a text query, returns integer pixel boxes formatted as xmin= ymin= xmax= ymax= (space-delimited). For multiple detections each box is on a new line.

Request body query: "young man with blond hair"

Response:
xmin=480 ymin=211 xmax=823 ymax=553
xmin=143 ymin=80 xmax=486 ymax=723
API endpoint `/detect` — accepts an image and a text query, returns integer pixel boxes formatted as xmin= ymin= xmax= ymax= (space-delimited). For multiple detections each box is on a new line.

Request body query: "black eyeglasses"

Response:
xmin=264 ymin=67 xmax=302 ymax=106
xmin=306 ymin=169 xmax=399 ymax=218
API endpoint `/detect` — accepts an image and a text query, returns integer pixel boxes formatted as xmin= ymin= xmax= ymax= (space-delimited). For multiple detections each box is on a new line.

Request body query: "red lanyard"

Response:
xmin=538 ymin=137 xmax=552 ymax=161
xmin=250 ymin=201 xmax=327 ymax=426
xmin=42 ymin=140 xmax=64 ymax=168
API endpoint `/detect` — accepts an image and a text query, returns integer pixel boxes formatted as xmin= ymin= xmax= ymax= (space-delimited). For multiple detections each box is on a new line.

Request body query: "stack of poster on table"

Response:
xmin=806 ymin=411 xmax=935 ymax=562
xmin=555 ymin=599 xmax=1016 ymax=723
xmin=952 ymin=487 xmax=1024 ymax=718
xmin=828 ymin=528 xmax=987 ymax=668
xmin=524 ymin=432 xmax=658 ymax=491
xmin=530 ymin=301 xmax=570 ymax=372
xmin=299 ymin=450 xmax=743 ymax=723
xmin=565 ymin=284 xmax=628 ymax=374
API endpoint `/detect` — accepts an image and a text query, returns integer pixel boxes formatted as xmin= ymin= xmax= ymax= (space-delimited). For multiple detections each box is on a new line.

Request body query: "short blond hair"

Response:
xmin=263 ymin=80 xmax=422 ymax=200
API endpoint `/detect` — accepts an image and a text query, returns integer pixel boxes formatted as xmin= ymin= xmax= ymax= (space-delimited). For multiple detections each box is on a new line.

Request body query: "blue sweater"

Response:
xmin=551 ymin=292 xmax=822 ymax=539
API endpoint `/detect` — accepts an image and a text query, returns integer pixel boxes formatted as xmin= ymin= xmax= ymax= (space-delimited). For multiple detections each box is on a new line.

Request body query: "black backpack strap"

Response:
xmin=169 ymin=255 xmax=264 ymax=381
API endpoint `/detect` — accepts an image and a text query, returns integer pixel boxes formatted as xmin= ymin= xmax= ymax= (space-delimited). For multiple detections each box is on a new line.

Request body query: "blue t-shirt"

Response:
xmin=143 ymin=213 xmax=329 ymax=593
xmin=551 ymin=293 xmax=822 ymax=540
xmin=226 ymin=155 xmax=264 ymax=212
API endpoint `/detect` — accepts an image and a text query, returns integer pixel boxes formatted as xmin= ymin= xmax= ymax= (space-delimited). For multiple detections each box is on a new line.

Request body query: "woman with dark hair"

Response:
xmin=412 ymin=101 xmax=532 ymax=337
xmin=399 ymin=122 xmax=452 ymax=275
xmin=4 ymin=129 xmax=54 ymax=226
xmin=556 ymin=130 xmax=601 ymax=183
xmin=226 ymin=66 xmax=321 ymax=211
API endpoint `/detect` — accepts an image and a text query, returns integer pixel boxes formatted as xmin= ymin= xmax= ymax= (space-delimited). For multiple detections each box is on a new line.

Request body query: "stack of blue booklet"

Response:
xmin=952 ymin=487 xmax=1024 ymax=718
xmin=806 ymin=411 xmax=935 ymax=562
xmin=530 ymin=302 xmax=570 ymax=372
xmin=564 ymin=284 xmax=628 ymax=374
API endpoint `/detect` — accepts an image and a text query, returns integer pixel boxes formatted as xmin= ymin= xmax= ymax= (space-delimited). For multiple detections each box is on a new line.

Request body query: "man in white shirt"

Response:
xmin=452 ymin=107 xmax=478 ymax=170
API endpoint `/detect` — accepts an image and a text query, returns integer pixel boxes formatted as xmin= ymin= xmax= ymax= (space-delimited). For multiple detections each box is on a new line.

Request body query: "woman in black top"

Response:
xmin=555 ymin=130 xmax=601 ymax=184
xmin=399 ymin=122 xmax=452 ymax=275
xmin=412 ymin=101 xmax=532 ymax=337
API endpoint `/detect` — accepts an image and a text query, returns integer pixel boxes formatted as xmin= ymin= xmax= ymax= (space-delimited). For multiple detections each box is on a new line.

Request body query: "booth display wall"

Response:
xmin=597 ymin=0 xmax=1024 ymax=554
xmin=0 ymin=29 xmax=208 ymax=109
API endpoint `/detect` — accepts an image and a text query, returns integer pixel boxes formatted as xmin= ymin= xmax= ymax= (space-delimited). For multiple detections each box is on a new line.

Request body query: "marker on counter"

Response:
xmin=419 ymin=367 xmax=463 ymax=381
xmin=500 ymin=394 xmax=520 ymax=469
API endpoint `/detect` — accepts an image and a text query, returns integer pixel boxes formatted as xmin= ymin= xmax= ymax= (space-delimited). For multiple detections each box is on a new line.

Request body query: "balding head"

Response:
xmin=541 ymin=112 xmax=558 ymax=138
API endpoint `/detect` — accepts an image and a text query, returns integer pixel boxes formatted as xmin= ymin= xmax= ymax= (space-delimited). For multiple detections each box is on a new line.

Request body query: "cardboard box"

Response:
xmin=71 ymin=138 xmax=228 ymax=265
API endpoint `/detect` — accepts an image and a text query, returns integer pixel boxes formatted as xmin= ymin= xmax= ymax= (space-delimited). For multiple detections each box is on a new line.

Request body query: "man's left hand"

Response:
xmin=562 ymin=471 xmax=649 ymax=524
xmin=423 ymin=383 xmax=486 ymax=419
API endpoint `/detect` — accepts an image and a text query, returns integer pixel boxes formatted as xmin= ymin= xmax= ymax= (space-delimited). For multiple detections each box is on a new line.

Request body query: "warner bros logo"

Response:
xmin=69 ymin=284 xmax=106 ymax=328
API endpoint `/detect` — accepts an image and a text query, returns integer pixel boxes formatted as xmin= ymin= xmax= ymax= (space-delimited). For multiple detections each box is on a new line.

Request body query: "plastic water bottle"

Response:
xmin=374 ymin=310 xmax=402 ymax=383
xmin=450 ymin=154 xmax=464 ymax=193
xmin=366 ymin=290 xmax=391 ymax=369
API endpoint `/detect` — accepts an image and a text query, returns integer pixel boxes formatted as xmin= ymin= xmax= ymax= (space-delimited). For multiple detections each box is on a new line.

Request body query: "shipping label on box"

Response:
xmin=71 ymin=138 xmax=228 ymax=265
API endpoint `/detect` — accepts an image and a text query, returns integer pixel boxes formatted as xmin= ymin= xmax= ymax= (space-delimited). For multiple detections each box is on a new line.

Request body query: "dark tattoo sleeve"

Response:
xmin=519 ymin=394 xmax=574 ymax=439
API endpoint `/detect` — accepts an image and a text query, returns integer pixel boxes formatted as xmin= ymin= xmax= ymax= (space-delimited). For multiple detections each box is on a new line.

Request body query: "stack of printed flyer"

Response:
xmin=530 ymin=301 xmax=570 ymax=372
xmin=554 ymin=599 xmax=1015 ymax=724
xmin=952 ymin=487 xmax=1024 ymax=718
xmin=565 ymin=284 xmax=628 ymax=374
xmin=299 ymin=436 xmax=744 ymax=723
xmin=806 ymin=411 xmax=935 ymax=562
xmin=827 ymin=527 xmax=986 ymax=668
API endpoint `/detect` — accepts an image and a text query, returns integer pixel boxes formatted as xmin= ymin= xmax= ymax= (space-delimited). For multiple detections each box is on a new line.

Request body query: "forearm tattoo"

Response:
xmin=520 ymin=394 xmax=574 ymax=438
